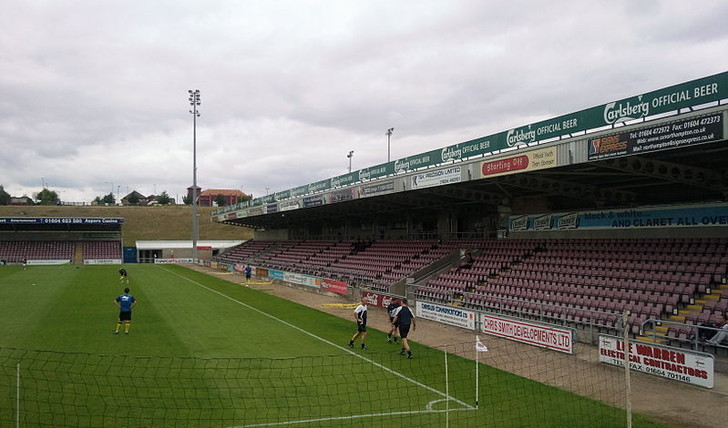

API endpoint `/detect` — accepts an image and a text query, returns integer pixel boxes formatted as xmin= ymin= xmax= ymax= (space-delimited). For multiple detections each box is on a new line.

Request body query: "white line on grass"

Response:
xmin=235 ymin=407 xmax=473 ymax=428
xmin=164 ymin=267 xmax=476 ymax=421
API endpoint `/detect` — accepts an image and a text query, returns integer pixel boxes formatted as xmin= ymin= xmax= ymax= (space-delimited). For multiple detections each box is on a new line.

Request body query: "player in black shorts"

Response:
xmin=392 ymin=298 xmax=416 ymax=359
xmin=348 ymin=297 xmax=368 ymax=350
xmin=386 ymin=298 xmax=401 ymax=343
xmin=118 ymin=267 xmax=128 ymax=284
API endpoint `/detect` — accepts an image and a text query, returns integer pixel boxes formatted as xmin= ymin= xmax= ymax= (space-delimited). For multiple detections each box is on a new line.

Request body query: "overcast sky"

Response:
xmin=1 ymin=1 xmax=726 ymax=204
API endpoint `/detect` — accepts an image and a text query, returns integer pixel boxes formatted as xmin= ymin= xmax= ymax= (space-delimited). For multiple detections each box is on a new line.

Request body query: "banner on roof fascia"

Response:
xmin=248 ymin=207 xmax=264 ymax=216
xmin=599 ymin=335 xmax=714 ymax=388
xmin=479 ymin=147 xmax=558 ymax=178
xmin=275 ymin=189 xmax=291 ymax=200
xmin=224 ymin=212 xmax=238 ymax=220
xmin=510 ymin=203 xmax=728 ymax=232
xmin=359 ymin=163 xmax=393 ymax=181
xmin=332 ymin=171 xmax=359 ymax=188
xmin=259 ymin=194 xmax=276 ymax=204
xmin=358 ymin=181 xmax=395 ymax=198
xmin=330 ymin=188 xmax=356 ymax=203
xmin=280 ymin=200 xmax=301 ymax=211
xmin=265 ymin=204 xmax=278 ymax=213
xmin=441 ymin=137 xmax=494 ymax=162
xmin=0 ymin=217 xmax=124 ymax=225
xmin=309 ymin=178 xmax=332 ymax=193
xmin=290 ymin=184 xmax=310 ymax=197
xmin=411 ymin=166 xmax=462 ymax=189
xmin=588 ymin=112 xmax=723 ymax=160
xmin=394 ymin=149 xmax=439 ymax=173
xmin=502 ymin=72 xmax=728 ymax=151
xmin=303 ymin=194 xmax=327 ymax=208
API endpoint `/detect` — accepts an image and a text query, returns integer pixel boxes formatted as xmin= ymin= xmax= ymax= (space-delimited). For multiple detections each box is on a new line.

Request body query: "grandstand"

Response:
xmin=0 ymin=217 xmax=124 ymax=265
xmin=213 ymin=236 xmax=728 ymax=345
xmin=210 ymin=71 xmax=728 ymax=366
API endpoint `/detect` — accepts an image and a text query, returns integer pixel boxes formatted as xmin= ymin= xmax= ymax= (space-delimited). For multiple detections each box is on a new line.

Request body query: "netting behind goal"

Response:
xmin=1 ymin=343 xmax=628 ymax=427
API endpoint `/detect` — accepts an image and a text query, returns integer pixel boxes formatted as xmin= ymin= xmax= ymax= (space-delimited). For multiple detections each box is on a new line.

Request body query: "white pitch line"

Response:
xmin=164 ymin=267 xmax=476 ymax=412
xmin=232 ymin=407 xmax=473 ymax=428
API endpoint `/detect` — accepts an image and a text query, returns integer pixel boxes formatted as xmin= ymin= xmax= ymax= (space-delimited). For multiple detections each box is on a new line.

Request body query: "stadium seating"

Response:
xmin=213 ymin=237 xmax=728 ymax=340
xmin=419 ymin=237 xmax=728 ymax=335
xmin=0 ymin=241 xmax=75 ymax=262
xmin=83 ymin=241 xmax=122 ymax=259
xmin=215 ymin=239 xmax=440 ymax=291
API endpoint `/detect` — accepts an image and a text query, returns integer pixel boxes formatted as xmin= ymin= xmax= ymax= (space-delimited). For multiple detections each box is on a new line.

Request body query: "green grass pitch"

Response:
xmin=0 ymin=265 xmax=671 ymax=427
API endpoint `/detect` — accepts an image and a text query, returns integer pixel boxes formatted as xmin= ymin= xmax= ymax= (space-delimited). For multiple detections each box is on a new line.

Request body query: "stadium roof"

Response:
xmin=219 ymin=113 xmax=728 ymax=230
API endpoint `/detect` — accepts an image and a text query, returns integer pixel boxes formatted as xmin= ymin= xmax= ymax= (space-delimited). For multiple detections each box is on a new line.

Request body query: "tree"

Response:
xmin=0 ymin=185 xmax=10 ymax=205
xmin=157 ymin=191 xmax=172 ymax=205
xmin=127 ymin=193 xmax=140 ymax=205
xmin=36 ymin=188 xmax=59 ymax=205
xmin=215 ymin=194 xmax=226 ymax=207
xmin=182 ymin=195 xmax=192 ymax=205
xmin=95 ymin=193 xmax=115 ymax=205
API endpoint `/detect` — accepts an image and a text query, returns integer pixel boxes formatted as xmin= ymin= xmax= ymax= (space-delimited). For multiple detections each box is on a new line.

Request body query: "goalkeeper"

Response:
xmin=118 ymin=267 xmax=128 ymax=284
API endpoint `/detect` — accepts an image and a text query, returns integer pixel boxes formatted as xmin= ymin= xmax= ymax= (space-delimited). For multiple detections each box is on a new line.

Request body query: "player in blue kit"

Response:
xmin=113 ymin=287 xmax=138 ymax=334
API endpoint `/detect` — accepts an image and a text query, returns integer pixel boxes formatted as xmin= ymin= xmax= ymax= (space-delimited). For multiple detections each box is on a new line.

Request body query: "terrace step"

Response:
xmin=635 ymin=335 xmax=667 ymax=344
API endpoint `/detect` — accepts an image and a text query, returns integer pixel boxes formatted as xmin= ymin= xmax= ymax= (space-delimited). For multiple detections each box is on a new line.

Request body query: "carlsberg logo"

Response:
xmin=394 ymin=159 xmax=409 ymax=172
xmin=603 ymin=98 xmax=649 ymax=124
xmin=506 ymin=127 xmax=536 ymax=147
xmin=441 ymin=146 xmax=462 ymax=162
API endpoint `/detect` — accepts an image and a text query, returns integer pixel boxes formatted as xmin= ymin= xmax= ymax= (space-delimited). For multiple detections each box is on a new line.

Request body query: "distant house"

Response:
xmin=121 ymin=191 xmax=149 ymax=206
xmin=9 ymin=196 xmax=33 ymax=206
xmin=187 ymin=187 xmax=249 ymax=207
